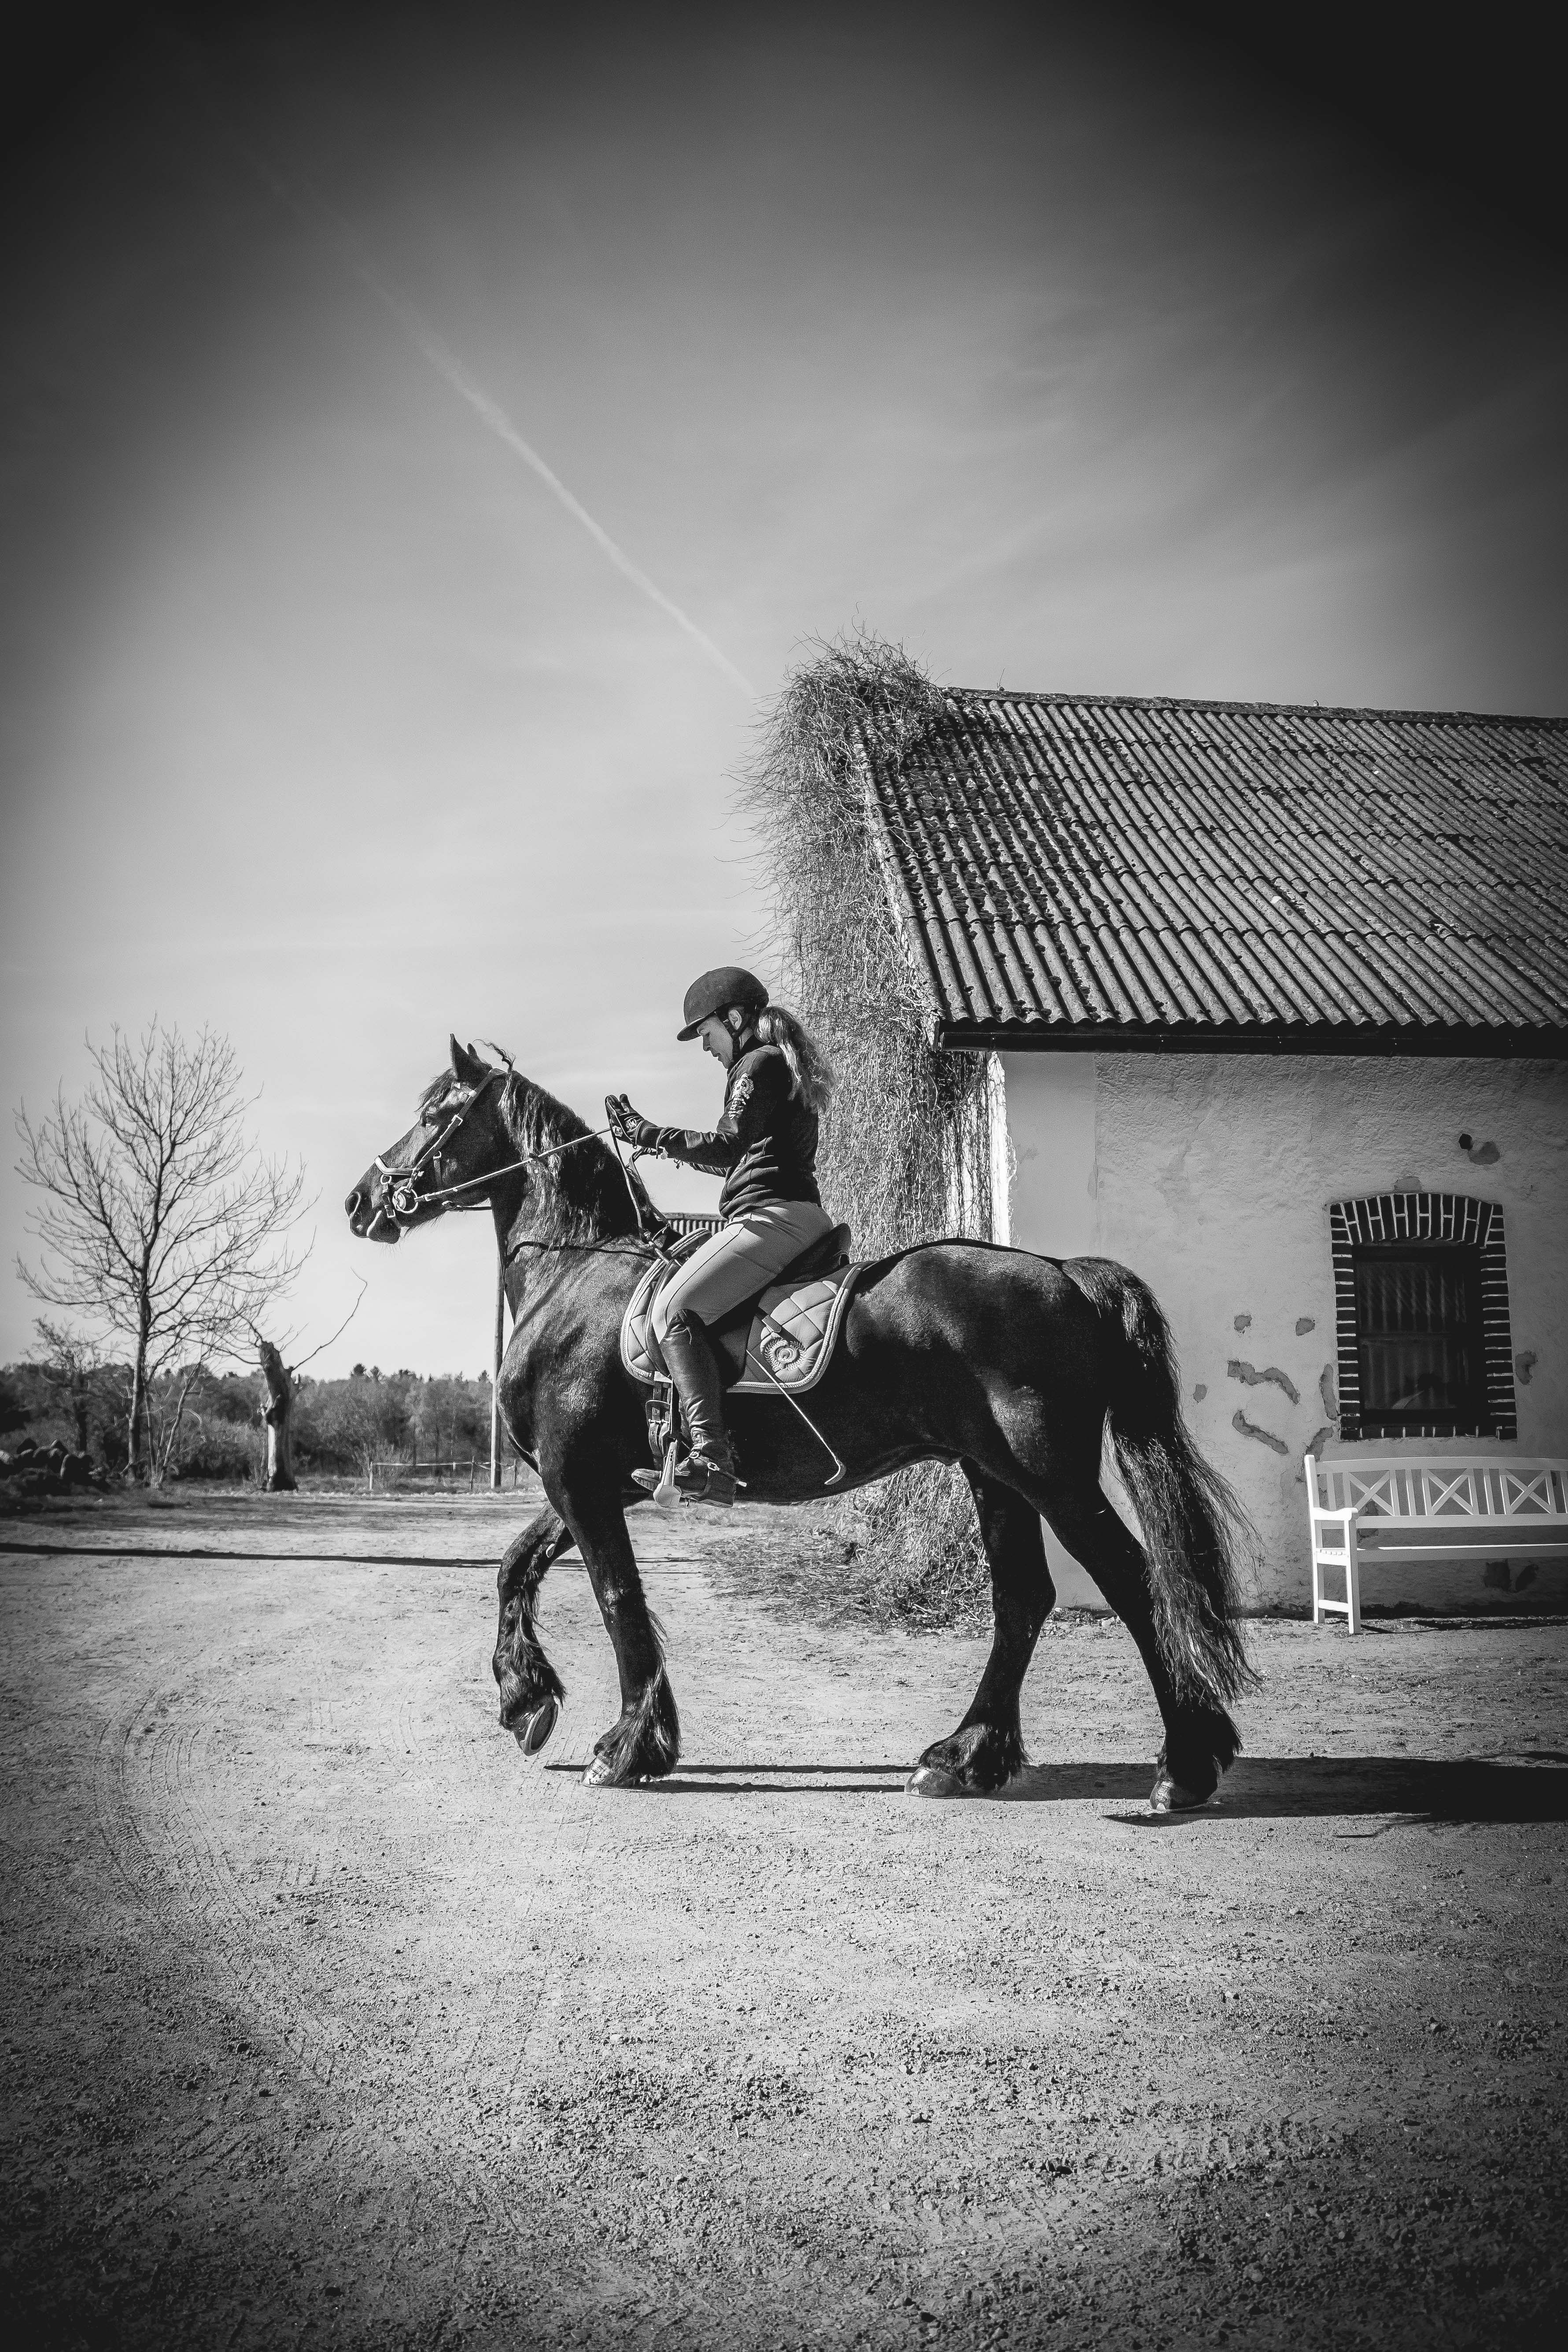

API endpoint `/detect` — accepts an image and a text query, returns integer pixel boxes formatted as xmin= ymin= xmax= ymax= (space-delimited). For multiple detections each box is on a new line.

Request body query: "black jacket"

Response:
xmin=640 ymin=1044 xmax=820 ymax=1220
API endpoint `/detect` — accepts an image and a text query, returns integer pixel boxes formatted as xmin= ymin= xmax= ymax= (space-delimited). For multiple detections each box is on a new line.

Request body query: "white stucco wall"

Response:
xmin=1002 ymin=1051 xmax=1568 ymax=1613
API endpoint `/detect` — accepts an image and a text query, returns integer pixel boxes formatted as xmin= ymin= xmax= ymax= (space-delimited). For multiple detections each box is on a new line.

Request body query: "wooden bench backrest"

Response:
xmin=1307 ymin=1456 xmax=1568 ymax=1525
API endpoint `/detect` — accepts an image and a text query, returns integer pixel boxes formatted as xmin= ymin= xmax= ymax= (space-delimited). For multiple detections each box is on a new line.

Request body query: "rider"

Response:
xmin=609 ymin=967 xmax=833 ymax=1507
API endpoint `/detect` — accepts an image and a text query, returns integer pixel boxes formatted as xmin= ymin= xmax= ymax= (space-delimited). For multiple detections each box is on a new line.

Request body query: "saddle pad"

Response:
xmin=620 ymin=1258 xmax=860 ymax=1396
xmin=732 ymin=1263 xmax=860 ymax=1394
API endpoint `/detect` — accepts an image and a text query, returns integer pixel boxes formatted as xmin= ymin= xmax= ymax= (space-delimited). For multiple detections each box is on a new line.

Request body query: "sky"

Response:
xmin=3 ymin=0 xmax=1565 ymax=1379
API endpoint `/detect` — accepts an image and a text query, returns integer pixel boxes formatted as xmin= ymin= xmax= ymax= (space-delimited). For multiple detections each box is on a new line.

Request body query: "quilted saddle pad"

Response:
xmin=620 ymin=1257 xmax=860 ymax=1396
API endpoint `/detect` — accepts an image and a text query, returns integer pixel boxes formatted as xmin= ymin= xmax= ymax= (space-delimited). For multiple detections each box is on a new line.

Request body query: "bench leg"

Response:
xmin=1310 ymin=1533 xmax=1359 ymax=1629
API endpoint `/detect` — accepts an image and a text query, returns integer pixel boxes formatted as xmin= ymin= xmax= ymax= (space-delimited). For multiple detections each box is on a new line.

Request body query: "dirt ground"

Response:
xmin=1 ymin=1486 xmax=1565 ymax=2352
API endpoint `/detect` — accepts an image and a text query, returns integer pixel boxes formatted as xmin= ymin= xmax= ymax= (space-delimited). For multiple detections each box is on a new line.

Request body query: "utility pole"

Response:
xmin=490 ymin=1253 xmax=506 ymax=1489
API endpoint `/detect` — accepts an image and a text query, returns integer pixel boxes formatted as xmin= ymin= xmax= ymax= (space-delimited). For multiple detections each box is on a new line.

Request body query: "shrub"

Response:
xmin=171 ymin=1417 xmax=262 ymax=1481
xmin=0 ymin=1349 xmax=128 ymax=1468
xmin=290 ymin=1370 xmax=490 ymax=1477
xmin=737 ymin=631 xmax=995 ymax=1624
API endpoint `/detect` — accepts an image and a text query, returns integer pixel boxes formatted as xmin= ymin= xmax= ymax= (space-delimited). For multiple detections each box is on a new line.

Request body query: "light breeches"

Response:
xmin=649 ymin=1200 xmax=832 ymax=1342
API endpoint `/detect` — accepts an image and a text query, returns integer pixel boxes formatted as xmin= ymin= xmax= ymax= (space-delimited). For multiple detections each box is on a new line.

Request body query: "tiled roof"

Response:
xmin=860 ymin=690 xmax=1568 ymax=1052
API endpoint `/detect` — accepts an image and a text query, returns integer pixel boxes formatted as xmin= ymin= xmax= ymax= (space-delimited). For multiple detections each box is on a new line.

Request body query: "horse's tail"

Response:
xmin=1063 ymin=1255 xmax=1259 ymax=1710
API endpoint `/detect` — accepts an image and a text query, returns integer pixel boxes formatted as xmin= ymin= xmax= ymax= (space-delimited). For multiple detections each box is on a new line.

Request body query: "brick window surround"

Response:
xmin=1329 ymin=1193 xmax=1517 ymax=1441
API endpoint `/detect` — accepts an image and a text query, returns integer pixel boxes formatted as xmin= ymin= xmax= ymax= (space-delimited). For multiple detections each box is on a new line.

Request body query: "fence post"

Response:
xmin=490 ymin=1254 xmax=506 ymax=1490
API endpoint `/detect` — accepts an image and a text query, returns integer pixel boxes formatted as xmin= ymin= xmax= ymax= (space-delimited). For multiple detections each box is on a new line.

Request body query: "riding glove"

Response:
xmin=608 ymin=1094 xmax=661 ymax=1152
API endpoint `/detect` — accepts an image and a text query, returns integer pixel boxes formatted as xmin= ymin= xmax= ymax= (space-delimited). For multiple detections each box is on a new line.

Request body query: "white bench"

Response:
xmin=1305 ymin=1454 xmax=1568 ymax=1632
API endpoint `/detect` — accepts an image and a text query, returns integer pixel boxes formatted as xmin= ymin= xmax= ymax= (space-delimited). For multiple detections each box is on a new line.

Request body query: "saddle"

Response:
xmin=620 ymin=1222 xmax=858 ymax=1397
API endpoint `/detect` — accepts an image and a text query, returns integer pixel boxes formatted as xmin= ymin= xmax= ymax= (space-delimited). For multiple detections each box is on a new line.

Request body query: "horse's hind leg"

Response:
xmin=908 ymin=1466 xmax=1055 ymax=1798
xmin=494 ymin=1505 xmax=576 ymax=1750
xmin=1036 ymin=1480 xmax=1239 ymax=1809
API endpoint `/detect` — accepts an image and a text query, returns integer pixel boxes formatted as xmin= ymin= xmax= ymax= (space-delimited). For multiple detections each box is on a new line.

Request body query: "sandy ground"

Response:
xmin=1 ymin=1486 xmax=1565 ymax=2352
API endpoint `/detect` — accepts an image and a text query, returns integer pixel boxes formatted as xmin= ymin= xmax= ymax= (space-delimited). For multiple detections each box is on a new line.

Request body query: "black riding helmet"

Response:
xmin=676 ymin=965 xmax=768 ymax=1041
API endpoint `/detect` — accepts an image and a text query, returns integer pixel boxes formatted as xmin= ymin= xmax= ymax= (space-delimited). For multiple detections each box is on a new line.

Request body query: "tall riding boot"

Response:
xmin=658 ymin=1310 xmax=737 ymax=1508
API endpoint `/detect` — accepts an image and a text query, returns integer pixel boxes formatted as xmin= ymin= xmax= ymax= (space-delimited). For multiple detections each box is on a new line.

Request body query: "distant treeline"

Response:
xmin=0 ymin=1356 xmax=494 ymax=1481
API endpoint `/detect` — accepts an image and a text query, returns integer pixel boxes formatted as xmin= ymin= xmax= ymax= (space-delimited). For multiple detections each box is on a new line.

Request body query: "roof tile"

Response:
xmin=861 ymin=690 xmax=1568 ymax=1048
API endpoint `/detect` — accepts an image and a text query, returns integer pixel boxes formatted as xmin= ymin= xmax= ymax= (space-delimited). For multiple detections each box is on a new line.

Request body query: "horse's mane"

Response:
xmin=418 ymin=1064 xmax=652 ymax=1244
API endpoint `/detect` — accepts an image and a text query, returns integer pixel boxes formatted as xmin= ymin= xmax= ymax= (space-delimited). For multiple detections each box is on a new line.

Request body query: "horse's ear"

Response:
xmin=450 ymin=1035 xmax=488 ymax=1086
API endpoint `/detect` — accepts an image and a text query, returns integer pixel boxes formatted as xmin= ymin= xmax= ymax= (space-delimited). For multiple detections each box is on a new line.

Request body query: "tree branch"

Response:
xmin=279 ymin=1276 xmax=368 ymax=1374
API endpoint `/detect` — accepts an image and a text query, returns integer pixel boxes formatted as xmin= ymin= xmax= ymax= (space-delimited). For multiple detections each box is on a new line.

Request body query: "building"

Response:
xmin=860 ymin=687 xmax=1568 ymax=1610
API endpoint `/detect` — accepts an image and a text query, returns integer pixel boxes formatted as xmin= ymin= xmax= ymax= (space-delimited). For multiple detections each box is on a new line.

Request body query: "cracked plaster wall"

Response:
xmin=1001 ymin=1051 xmax=1568 ymax=1611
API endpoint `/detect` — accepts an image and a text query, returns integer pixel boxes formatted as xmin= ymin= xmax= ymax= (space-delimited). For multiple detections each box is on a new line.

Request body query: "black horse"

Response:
xmin=347 ymin=1039 xmax=1256 ymax=1806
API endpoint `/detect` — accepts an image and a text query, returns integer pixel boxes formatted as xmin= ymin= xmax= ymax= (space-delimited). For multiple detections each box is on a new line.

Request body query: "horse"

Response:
xmin=347 ymin=1038 xmax=1257 ymax=1806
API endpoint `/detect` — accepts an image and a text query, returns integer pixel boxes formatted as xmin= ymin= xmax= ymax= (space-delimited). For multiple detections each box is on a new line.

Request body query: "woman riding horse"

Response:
xmin=348 ymin=1034 xmax=1256 ymax=1802
xmin=608 ymin=965 xmax=834 ymax=1508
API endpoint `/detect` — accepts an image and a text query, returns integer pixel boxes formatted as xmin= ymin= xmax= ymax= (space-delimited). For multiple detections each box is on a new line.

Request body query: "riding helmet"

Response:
xmin=676 ymin=965 xmax=769 ymax=1040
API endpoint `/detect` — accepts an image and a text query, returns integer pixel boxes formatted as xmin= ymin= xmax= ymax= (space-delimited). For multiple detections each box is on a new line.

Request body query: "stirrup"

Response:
xmin=631 ymin=1443 xmax=685 ymax=1511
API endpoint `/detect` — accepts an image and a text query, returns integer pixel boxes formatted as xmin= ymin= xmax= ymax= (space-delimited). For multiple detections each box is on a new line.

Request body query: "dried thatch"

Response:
xmin=737 ymin=631 xmax=997 ymax=1623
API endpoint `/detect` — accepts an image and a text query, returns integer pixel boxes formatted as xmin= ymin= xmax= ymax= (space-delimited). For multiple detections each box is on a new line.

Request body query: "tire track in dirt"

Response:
xmin=24 ymin=1520 xmax=859 ymax=2340
xmin=92 ymin=1647 xmax=347 ymax=2091
xmin=408 ymin=1559 xmax=622 ymax=2101
xmin=84 ymin=1650 xmax=303 ymax=2235
xmin=77 ymin=1569 xmax=550 ymax=2284
xmin=85 ymin=1588 xmax=474 ymax=2145
xmin=345 ymin=1558 xmax=737 ymax=2327
xmin=19 ymin=1506 xmax=1566 ymax=2349
xmin=273 ymin=1568 xmax=612 ymax=2272
xmin=137 ymin=1619 xmax=363 ymax=2082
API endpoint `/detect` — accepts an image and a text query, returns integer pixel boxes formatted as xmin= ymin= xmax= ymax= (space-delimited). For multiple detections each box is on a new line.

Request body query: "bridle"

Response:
xmin=369 ymin=1069 xmax=646 ymax=1239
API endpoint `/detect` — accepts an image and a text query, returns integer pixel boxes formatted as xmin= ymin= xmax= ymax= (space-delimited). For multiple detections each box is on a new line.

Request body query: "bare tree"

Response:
xmin=15 ymin=1023 xmax=308 ymax=1482
xmin=31 ymin=1319 xmax=107 ymax=1457
xmin=257 ymin=1340 xmax=297 ymax=1492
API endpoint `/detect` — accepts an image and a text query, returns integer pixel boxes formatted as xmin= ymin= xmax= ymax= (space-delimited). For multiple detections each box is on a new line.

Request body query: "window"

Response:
xmin=1352 ymin=1245 xmax=1484 ymax=1431
xmin=1331 ymin=1194 xmax=1516 ymax=1441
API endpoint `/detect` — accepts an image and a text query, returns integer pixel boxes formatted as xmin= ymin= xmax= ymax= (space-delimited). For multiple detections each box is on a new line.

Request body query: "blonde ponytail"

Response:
xmin=754 ymin=1004 xmax=833 ymax=1114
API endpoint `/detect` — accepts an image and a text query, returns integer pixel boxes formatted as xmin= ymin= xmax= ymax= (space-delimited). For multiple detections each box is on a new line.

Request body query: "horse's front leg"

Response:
xmin=493 ymin=1505 xmax=576 ymax=1751
xmin=909 ymin=1467 xmax=1053 ymax=1797
xmin=553 ymin=1472 xmax=679 ymax=1789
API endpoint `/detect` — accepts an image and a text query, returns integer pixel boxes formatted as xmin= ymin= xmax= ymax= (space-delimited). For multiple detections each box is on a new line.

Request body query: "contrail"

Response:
xmin=164 ymin=30 xmax=756 ymax=699
xmin=360 ymin=266 xmax=757 ymax=700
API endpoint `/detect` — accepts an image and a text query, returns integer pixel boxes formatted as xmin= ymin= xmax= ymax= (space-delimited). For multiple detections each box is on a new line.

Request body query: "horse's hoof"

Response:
xmin=906 ymin=1764 xmax=976 ymax=1799
xmin=1150 ymin=1770 xmax=1214 ymax=1813
xmin=513 ymin=1696 xmax=558 ymax=1756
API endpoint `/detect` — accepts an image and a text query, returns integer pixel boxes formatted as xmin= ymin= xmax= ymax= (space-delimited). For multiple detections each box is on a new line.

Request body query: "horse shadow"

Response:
xmin=1008 ymin=1752 xmax=1568 ymax=1824
xmin=571 ymin=1754 xmax=1568 ymax=1822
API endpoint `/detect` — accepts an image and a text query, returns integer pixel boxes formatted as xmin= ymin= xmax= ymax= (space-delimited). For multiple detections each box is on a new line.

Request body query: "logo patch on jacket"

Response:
xmin=728 ymin=1071 xmax=753 ymax=1114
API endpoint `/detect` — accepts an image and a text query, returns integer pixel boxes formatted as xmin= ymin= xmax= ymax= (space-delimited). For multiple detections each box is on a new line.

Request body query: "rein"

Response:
xmin=380 ymin=1124 xmax=618 ymax=1218
xmin=372 ymin=1071 xmax=667 ymax=1255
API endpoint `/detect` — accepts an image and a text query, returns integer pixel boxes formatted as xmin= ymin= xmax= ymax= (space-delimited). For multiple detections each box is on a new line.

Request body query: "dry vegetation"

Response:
xmin=737 ymin=632 xmax=996 ymax=1622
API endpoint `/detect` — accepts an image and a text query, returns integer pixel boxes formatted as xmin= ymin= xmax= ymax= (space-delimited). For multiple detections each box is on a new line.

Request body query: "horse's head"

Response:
xmin=345 ymin=1036 xmax=508 ymax=1244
